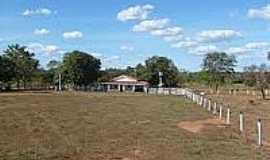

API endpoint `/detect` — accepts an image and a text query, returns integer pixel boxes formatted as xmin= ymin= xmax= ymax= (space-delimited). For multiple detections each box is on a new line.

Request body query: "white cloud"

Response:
xmin=120 ymin=45 xmax=134 ymax=52
xmin=90 ymin=52 xmax=103 ymax=58
xmin=245 ymin=42 xmax=269 ymax=49
xmin=117 ymin=4 xmax=154 ymax=21
xmin=33 ymin=28 xmax=50 ymax=36
xmin=226 ymin=47 xmax=248 ymax=55
xmin=190 ymin=45 xmax=219 ymax=55
xmin=132 ymin=18 xmax=170 ymax=32
xmin=163 ymin=35 xmax=183 ymax=42
xmin=248 ymin=4 xmax=270 ymax=20
xmin=22 ymin=8 xmax=54 ymax=16
xmin=43 ymin=45 xmax=59 ymax=54
xmin=226 ymin=42 xmax=269 ymax=55
xmin=104 ymin=55 xmax=120 ymax=62
xmin=27 ymin=43 xmax=59 ymax=55
xmin=171 ymin=41 xmax=198 ymax=49
xmin=63 ymin=31 xmax=83 ymax=39
xmin=197 ymin=29 xmax=242 ymax=43
xmin=150 ymin=26 xmax=183 ymax=37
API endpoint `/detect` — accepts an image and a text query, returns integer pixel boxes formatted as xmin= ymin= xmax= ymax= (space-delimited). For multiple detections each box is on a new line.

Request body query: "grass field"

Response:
xmin=0 ymin=92 xmax=269 ymax=160
xmin=208 ymin=93 xmax=270 ymax=145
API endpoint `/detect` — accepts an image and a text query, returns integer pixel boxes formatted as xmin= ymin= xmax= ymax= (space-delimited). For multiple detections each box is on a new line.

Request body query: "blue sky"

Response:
xmin=1 ymin=0 xmax=270 ymax=71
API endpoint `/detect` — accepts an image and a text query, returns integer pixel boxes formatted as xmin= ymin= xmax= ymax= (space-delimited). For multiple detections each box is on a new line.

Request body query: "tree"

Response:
xmin=243 ymin=65 xmax=257 ymax=87
xmin=202 ymin=52 xmax=237 ymax=93
xmin=143 ymin=56 xmax=180 ymax=87
xmin=4 ymin=44 xmax=39 ymax=89
xmin=47 ymin=60 xmax=60 ymax=69
xmin=0 ymin=55 xmax=14 ymax=90
xmin=46 ymin=60 xmax=61 ymax=86
xmin=61 ymin=50 xmax=101 ymax=86
xmin=135 ymin=63 xmax=149 ymax=80
xmin=244 ymin=64 xmax=270 ymax=100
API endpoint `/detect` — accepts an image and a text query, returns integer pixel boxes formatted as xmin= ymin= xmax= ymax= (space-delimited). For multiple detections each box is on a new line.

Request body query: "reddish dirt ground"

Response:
xmin=177 ymin=118 xmax=226 ymax=133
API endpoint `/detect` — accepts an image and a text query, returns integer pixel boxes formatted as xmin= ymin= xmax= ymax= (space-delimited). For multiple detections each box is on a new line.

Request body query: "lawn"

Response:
xmin=0 ymin=92 xmax=269 ymax=160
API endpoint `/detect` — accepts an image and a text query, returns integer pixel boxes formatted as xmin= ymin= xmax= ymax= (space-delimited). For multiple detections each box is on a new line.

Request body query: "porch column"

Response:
xmin=123 ymin=85 xmax=126 ymax=92
xmin=132 ymin=85 xmax=136 ymax=92
xmin=107 ymin=84 xmax=111 ymax=91
xmin=118 ymin=84 xmax=121 ymax=91
xmin=143 ymin=86 xmax=148 ymax=93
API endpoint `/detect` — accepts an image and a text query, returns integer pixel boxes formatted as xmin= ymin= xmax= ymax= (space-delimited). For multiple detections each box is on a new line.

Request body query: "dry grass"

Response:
xmin=0 ymin=91 xmax=269 ymax=160
xmin=207 ymin=93 xmax=270 ymax=147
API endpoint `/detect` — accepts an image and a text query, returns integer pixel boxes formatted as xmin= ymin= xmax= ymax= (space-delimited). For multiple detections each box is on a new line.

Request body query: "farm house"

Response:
xmin=102 ymin=75 xmax=149 ymax=92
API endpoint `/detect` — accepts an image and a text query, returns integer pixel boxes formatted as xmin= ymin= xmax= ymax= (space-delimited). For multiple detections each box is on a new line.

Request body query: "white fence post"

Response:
xmin=203 ymin=98 xmax=207 ymax=108
xmin=200 ymin=96 xmax=203 ymax=106
xmin=226 ymin=108 xmax=231 ymax=125
xmin=213 ymin=102 xmax=217 ymax=115
xmin=208 ymin=100 xmax=211 ymax=112
xmin=219 ymin=105 xmax=223 ymax=120
xmin=239 ymin=112 xmax=244 ymax=133
xmin=257 ymin=119 xmax=262 ymax=146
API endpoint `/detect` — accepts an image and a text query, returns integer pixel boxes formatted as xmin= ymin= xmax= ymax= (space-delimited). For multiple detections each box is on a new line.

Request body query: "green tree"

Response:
xmin=202 ymin=52 xmax=237 ymax=93
xmin=143 ymin=56 xmax=179 ymax=87
xmin=46 ymin=60 xmax=61 ymax=86
xmin=0 ymin=55 xmax=14 ymax=90
xmin=47 ymin=60 xmax=60 ymax=69
xmin=244 ymin=64 xmax=270 ymax=100
xmin=62 ymin=50 xmax=101 ymax=86
xmin=4 ymin=44 xmax=39 ymax=89
xmin=135 ymin=63 xmax=149 ymax=80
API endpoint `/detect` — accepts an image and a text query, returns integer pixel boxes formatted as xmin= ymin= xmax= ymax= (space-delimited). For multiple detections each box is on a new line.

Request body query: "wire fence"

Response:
xmin=148 ymin=87 xmax=268 ymax=148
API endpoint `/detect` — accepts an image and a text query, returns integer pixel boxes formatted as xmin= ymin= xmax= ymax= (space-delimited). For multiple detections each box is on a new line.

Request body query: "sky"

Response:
xmin=1 ymin=0 xmax=270 ymax=71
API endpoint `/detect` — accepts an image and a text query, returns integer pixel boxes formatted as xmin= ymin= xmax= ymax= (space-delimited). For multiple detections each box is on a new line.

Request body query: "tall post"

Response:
xmin=203 ymin=98 xmax=207 ymax=108
xmin=239 ymin=112 xmax=244 ymax=133
xmin=219 ymin=105 xmax=223 ymax=120
xmin=58 ymin=73 xmax=62 ymax=91
xmin=158 ymin=72 xmax=163 ymax=88
xmin=226 ymin=108 xmax=231 ymax=125
xmin=208 ymin=100 xmax=211 ymax=112
xmin=257 ymin=119 xmax=262 ymax=146
xmin=132 ymin=85 xmax=136 ymax=92
xmin=213 ymin=102 xmax=217 ymax=115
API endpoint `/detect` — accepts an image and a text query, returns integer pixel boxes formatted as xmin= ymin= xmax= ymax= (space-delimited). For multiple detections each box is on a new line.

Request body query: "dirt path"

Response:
xmin=177 ymin=118 xmax=226 ymax=133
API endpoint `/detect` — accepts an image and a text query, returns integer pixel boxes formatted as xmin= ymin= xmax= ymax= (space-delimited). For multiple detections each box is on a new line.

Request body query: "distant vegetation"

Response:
xmin=0 ymin=43 xmax=270 ymax=99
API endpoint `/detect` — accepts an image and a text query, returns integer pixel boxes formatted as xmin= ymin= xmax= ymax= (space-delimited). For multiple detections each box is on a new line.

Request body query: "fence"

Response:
xmin=149 ymin=87 xmax=266 ymax=147
xmin=148 ymin=88 xmax=186 ymax=96
xmin=183 ymin=88 xmax=265 ymax=147
xmin=204 ymin=88 xmax=270 ymax=98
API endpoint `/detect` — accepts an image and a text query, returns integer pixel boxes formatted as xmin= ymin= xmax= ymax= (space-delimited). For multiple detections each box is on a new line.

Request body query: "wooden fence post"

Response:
xmin=257 ymin=119 xmax=262 ymax=146
xmin=226 ymin=108 xmax=231 ymax=125
xmin=239 ymin=112 xmax=244 ymax=133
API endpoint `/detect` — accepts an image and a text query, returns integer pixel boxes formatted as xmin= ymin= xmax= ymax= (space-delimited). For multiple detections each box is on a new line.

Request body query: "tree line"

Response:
xmin=0 ymin=43 xmax=269 ymax=99
xmin=0 ymin=44 xmax=181 ymax=90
